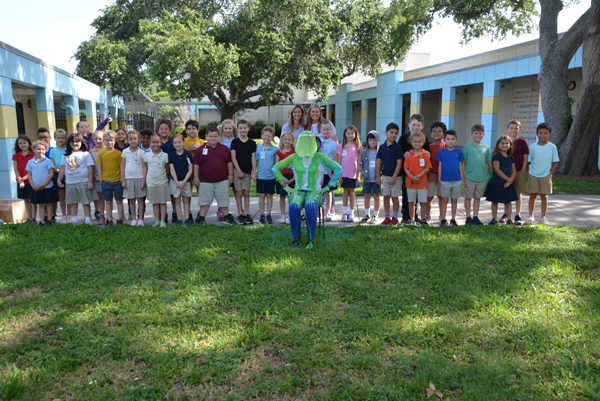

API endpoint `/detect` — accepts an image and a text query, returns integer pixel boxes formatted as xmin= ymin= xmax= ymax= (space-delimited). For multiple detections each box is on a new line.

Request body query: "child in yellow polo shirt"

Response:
xmin=184 ymin=120 xmax=204 ymax=158
xmin=97 ymin=130 xmax=124 ymax=225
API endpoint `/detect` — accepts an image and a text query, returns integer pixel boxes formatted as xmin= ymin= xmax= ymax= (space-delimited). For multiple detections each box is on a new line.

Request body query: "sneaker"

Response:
xmin=238 ymin=215 xmax=246 ymax=225
xmin=152 ymin=221 xmax=160 ymax=227
xmin=189 ymin=213 xmax=194 ymax=222
xmin=450 ymin=219 xmax=459 ymax=227
xmin=137 ymin=220 xmax=145 ymax=227
xmin=280 ymin=215 xmax=287 ymax=224
xmin=172 ymin=212 xmax=177 ymax=224
xmin=196 ymin=216 xmax=206 ymax=225
xmin=465 ymin=216 xmax=473 ymax=226
xmin=52 ymin=214 xmax=57 ymax=223
xmin=390 ymin=217 xmax=399 ymax=225
xmin=421 ymin=220 xmax=429 ymax=226
xmin=540 ymin=217 xmax=549 ymax=225
xmin=245 ymin=215 xmax=254 ymax=225
xmin=506 ymin=219 xmax=514 ymax=225
xmin=38 ymin=221 xmax=46 ymax=226
xmin=98 ymin=215 xmax=106 ymax=225
xmin=441 ymin=219 xmax=449 ymax=226
xmin=407 ymin=219 xmax=417 ymax=226
xmin=325 ymin=213 xmax=332 ymax=221
xmin=259 ymin=214 xmax=266 ymax=224
xmin=525 ymin=216 xmax=536 ymax=225
xmin=176 ymin=219 xmax=184 ymax=226
xmin=289 ymin=239 xmax=300 ymax=248
xmin=401 ymin=218 xmax=409 ymax=225
xmin=223 ymin=214 xmax=235 ymax=225
xmin=94 ymin=211 xmax=101 ymax=221
xmin=159 ymin=220 xmax=167 ymax=228
xmin=499 ymin=213 xmax=508 ymax=224
xmin=369 ymin=216 xmax=377 ymax=225
xmin=347 ymin=213 xmax=355 ymax=222
xmin=164 ymin=214 xmax=168 ymax=224
xmin=195 ymin=213 xmax=203 ymax=224
xmin=342 ymin=213 xmax=348 ymax=222
xmin=266 ymin=215 xmax=273 ymax=224
xmin=360 ymin=215 xmax=370 ymax=224
xmin=425 ymin=214 xmax=431 ymax=222
xmin=184 ymin=219 xmax=193 ymax=227
xmin=130 ymin=219 xmax=138 ymax=227
xmin=216 ymin=210 xmax=224 ymax=221
xmin=415 ymin=216 xmax=422 ymax=224
xmin=515 ymin=215 xmax=522 ymax=225
xmin=118 ymin=218 xmax=126 ymax=226
xmin=106 ymin=218 xmax=114 ymax=227
xmin=61 ymin=216 xmax=68 ymax=224
xmin=488 ymin=218 xmax=498 ymax=226
xmin=330 ymin=209 xmax=336 ymax=215
xmin=126 ymin=215 xmax=133 ymax=224
xmin=306 ymin=241 xmax=314 ymax=250
xmin=472 ymin=216 xmax=483 ymax=226
xmin=380 ymin=217 xmax=392 ymax=226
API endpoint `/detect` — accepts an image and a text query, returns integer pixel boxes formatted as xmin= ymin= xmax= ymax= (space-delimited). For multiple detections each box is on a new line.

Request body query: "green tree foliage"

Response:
xmin=75 ymin=0 xmax=537 ymax=120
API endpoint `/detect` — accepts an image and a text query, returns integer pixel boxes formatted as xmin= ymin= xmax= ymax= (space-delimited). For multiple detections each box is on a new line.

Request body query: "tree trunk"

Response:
xmin=558 ymin=0 xmax=600 ymax=175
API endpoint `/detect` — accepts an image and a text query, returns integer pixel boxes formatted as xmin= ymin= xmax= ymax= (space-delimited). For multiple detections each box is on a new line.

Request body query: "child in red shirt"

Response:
xmin=275 ymin=132 xmax=296 ymax=223
xmin=404 ymin=132 xmax=432 ymax=226
xmin=12 ymin=135 xmax=35 ymax=222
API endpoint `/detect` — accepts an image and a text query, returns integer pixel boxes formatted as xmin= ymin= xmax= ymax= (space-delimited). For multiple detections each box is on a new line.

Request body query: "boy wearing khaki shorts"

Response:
xmin=192 ymin=126 xmax=236 ymax=225
xmin=505 ymin=120 xmax=529 ymax=225
xmin=525 ymin=123 xmax=559 ymax=225
xmin=230 ymin=119 xmax=257 ymax=225
xmin=461 ymin=124 xmax=491 ymax=226
xmin=376 ymin=123 xmax=404 ymax=226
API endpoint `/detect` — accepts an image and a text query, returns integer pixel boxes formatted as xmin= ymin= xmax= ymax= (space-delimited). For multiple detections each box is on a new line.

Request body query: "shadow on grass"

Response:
xmin=0 ymin=224 xmax=599 ymax=399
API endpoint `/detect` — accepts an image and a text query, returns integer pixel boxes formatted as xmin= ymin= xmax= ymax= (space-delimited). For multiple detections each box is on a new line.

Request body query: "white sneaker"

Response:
xmin=280 ymin=215 xmax=286 ymax=224
xmin=347 ymin=213 xmax=355 ymax=222
xmin=61 ymin=216 xmax=68 ymax=224
xmin=130 ymin=219 xmax=138 ymax=226
xmin=325 ymin=213 xmax=332 ymax=221
xmin=425 ymin=215 xmax=431 ymax=222
xmin=369 ymin=216 xmax=377 ymax=224
xmin=137 ymin=220 xmax=145 ymax=227
xmin=540 ymin=217 xmax=549 ymax=225
xmin=342 ymin=213 xmax=348 ymax=222
xmin=525 ymin=216 xmax=536 ymax=225
xmin=330 ymin=209 xmax=336 ymax=215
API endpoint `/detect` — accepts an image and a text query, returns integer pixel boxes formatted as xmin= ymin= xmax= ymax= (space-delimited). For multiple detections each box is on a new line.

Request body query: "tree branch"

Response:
xmin=553 ymin=8 xmax=591 ymax=58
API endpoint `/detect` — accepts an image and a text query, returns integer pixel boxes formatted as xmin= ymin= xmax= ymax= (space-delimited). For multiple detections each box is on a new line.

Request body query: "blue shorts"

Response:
xmin=101 ymin=180 xmax=124 ymax=201
xmin=256 ymin=178 xmax=276 ymax=195
xmin=362 ymin=181 xmax=381 ymax=195
xmin=341 ymin=177 xmax=357 ymax=189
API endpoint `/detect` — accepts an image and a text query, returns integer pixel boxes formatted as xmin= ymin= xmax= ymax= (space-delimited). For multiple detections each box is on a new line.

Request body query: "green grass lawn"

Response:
xmin=1 ymin=224 xmax=599 ymax=400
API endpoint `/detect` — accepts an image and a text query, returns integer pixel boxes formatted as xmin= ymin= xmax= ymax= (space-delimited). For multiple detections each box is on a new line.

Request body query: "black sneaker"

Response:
xmin=176 ymin=219 xmax=184 ymax=226
xmin=289 ymin=239 xmax=300 ymax=248
xmin=499 ymin=213 xmax=508 ymax=224
xmin=172 ymin=212 xmax=177 ymax=224
xmin=488 ymin=218 xmax=498 ymax=226
xmin=245 ymin=214 xmax=253 ymax=225
xmin=473 ymin=216 xmax=483 ymax=225
xmin=465 ymin=216 xmax=473 ymax=226
xmin=506 ymin=219 xmax=514 ymax=225
xmin=360 ymin=215 xmax=370 ymax=223
xmin=184 ymin=219 xmax=193 ymax=227
xmin=94 ymin=211 xmax=101 ymax=221
xmin=195 ymin=213 xmax=203 ymax=224
xmin=223 ymin=214 xmax=235 ymax=225
xmin=238 ymin=215 xmax=246 ymax=225
xmin=420 ymin=220 xmax=429 ymax=226
xmin=259 ymin=214 xmax=266 ymax=224
xmin=401 ymin=218 xmax=409 ymax=225
xmin=266 ymin=214 xmax=273 ymax=224
xmin=450 ymin=219 xmax=459 ymax=227
xmin=164 ymin=214 xmax=168 ymax=224
xmin=514 ymin=214 xmax=522 ymax=226
xmin=441 ymin=219 xmax=449 ymax=226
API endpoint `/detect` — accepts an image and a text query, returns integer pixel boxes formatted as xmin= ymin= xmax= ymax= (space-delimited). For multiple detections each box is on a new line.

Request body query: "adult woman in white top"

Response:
xmin=280 ymin=104 xmax=306 ymax=139
xmin=306 ymin=104 xmax=338 ymax=142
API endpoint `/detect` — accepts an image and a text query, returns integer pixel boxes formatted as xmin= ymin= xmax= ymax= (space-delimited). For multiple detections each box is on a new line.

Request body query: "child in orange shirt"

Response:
xmin=404 ymin=132 xmax=432 ymax=226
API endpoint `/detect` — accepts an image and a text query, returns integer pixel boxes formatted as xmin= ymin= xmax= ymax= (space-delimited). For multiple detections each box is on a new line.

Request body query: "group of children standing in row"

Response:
xmin=11 ymin=104 xmax=559 ymax=227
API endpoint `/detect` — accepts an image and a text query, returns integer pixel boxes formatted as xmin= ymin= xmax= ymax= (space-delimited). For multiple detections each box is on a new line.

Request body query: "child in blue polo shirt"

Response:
xmin=359 ymin=130 xmax=381 ymax=224
xmin=26 ymin=141 xmax=55 ymax=225
xmin=168 ymin=133 xmax=194 ymax=226
xmin=318 ymin=121 xmax=338 ymax=220
xmin=256 ymin=126 xmax=279 ymax=224
xmin=436 ymin=130 xmax=465 ymax=226
xmin=376 ymin=122 xmax=404 ymax=226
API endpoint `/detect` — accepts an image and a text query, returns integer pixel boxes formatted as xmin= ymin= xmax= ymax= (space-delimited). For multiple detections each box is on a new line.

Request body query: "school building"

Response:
xmin=322 ymin=37 xmax=583 ymax=151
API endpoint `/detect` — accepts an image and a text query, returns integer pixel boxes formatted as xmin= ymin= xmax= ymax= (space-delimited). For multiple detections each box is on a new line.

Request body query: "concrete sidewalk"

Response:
xmin=61 ymin=194 xmax=599 ymax=227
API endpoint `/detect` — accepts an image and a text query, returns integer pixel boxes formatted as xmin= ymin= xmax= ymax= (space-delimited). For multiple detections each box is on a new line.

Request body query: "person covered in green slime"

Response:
xmin=272 ymin=131 xmax=343 ymax=249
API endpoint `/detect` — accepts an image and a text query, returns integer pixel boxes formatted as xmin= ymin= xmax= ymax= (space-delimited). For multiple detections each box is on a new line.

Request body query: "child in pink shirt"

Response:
xmin=335 ymin=125 xmax=362 ymax=222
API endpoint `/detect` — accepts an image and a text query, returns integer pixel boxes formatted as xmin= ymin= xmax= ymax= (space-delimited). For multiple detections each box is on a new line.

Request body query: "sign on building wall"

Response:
xmin=511 ymin=87 xmax=539 ymax=145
